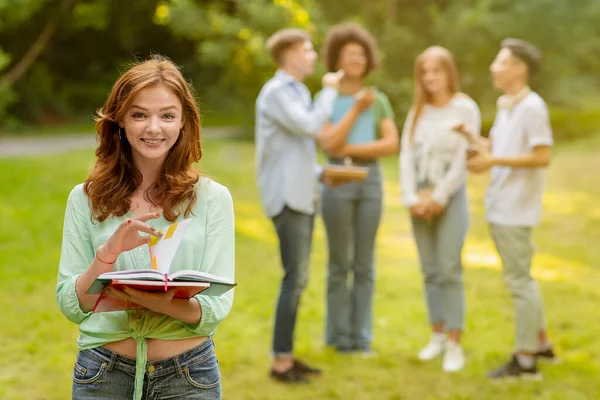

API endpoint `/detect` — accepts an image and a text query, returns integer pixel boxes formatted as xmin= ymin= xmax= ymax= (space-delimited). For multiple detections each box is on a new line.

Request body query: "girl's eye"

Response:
xmin=163 ymin=113 xmax=175 ymax=120
xmin=132 ymin=112 xmax=145 ymax=118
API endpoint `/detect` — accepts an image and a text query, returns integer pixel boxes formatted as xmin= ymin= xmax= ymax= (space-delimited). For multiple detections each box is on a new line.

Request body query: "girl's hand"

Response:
xmin=410 ymin=203 xmax=426 ymax=218
xmin=354 ymin=88 xmax=376 ymax=112
xmin=96 ymin=213 xmax=162 ymax=265
xmin=104 ymin=286 xmax=176 ymax=314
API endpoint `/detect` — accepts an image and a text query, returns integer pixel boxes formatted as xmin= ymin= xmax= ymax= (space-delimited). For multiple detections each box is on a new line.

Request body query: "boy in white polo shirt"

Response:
xmin=459 ymin=38 xmax=557 ymax=379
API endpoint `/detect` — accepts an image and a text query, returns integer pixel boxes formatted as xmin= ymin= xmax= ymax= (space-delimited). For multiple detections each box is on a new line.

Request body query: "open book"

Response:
xmin=87 ymin=218 xmax=236 ymax=312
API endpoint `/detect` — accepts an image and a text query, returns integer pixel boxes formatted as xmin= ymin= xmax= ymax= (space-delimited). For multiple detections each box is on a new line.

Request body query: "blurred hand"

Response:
xmin=322 ymin=70 xmax=345 ymax=89
xmin=467 ymin=151 xmax=493 ymax=173
xmin=328 ymin=145 xmax=350 ymax=158
xmin=410 ymin=203 xmax=426 ymax=219
xmin=354 ymin=88 xmax=376 ymax=112
xmin=425 ymin=200 xmax=445 ymax=217
xmin=452 ymin=122 xmax=469 ymax=136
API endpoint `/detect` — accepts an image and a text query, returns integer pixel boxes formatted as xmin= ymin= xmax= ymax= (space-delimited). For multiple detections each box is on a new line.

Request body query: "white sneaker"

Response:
xmin=443 ymin=341 xmax=465 ymax=372
xmin=418 ymin=334 xmax=445 ymax=361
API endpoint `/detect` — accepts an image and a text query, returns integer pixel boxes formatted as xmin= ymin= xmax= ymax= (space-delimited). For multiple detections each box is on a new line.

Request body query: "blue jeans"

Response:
xmin=411 ymin=186 xmax=468 ymax=331
xmin=321 ymin=162 xmax=383 ymax=350
xmin=72 ymin=339 xmax=221 ymax=400
xmin=271 ymin=206 xmax=315 ymax=357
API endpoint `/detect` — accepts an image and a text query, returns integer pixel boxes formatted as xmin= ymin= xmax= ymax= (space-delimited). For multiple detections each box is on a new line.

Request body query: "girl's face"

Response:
xmin=420 ymin=57 xmax=449 ymax=96
xmin=337 ymin=42 xmax=367 ymax=78
xmin=121 ymin=84 xmax=184 ymax=167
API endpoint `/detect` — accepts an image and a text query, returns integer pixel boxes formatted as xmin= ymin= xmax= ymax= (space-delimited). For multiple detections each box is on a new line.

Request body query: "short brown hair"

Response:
xmin=266 ymin=29 xmax=311 ymax=66
xmin=502 ymin=38 xmax=542 ymax=76
xmin=321 ymin=23 xmax=379 ymax=76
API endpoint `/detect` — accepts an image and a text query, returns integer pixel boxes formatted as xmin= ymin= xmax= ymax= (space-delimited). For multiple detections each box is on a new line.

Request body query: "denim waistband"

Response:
xmin=86 ymin=338 xmax=214 ymax=379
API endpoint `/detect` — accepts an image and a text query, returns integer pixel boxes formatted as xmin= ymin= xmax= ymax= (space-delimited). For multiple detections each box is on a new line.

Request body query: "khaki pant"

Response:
xmin=489 ymin=224 xmax=547 ymax=352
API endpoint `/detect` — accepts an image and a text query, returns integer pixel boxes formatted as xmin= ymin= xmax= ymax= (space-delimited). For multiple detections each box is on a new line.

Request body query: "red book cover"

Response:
xmin=92 ymin=280 xmax=210 ymax=312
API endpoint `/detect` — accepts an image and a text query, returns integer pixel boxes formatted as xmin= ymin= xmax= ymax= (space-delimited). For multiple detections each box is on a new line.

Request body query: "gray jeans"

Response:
xmin=489 ymin=223 xmax=547 ymax=352
xmin=321 ymin=162 xmax=383 ymax=350
xmin=411 ymin=186 xmax=468 ymax=332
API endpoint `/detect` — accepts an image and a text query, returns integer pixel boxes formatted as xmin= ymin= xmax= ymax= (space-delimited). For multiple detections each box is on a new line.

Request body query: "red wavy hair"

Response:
xmin=84 ymin=55 xmax=201 ymax=222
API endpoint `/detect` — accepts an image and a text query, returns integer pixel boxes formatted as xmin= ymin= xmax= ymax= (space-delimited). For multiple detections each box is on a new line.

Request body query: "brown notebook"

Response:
xmin=323 ymin=164 xmax=368 ymax=181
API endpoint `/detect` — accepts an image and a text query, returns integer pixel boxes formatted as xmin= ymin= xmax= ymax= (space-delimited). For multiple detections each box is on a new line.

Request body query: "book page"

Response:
xmin=169 ymin=269 xmax=236 ymax=285
xmin=97 ymin=270 xmax=165 ymax=281
xmin=149 ymin=218 xmax=192 ymax=274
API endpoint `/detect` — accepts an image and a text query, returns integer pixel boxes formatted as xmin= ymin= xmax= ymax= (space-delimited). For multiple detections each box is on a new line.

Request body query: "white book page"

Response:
xmin=150 ymin=218 xmax=192 ymax=273
xmin=169 ymin=269 xmax=235 ymax=284
xmin=98 ymin=269 xmax=163 ymax=280
xmin=112 ymin=279 xmax=210 ymax=287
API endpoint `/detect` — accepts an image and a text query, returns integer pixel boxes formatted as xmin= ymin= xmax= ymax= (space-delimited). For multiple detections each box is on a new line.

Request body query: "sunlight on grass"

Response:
xmin=543 ymin=190 xmax=597 ymax=217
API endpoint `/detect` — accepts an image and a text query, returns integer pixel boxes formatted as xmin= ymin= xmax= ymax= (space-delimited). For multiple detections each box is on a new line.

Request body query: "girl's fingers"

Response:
xmin=127 ymin=220 xmax=162 ymax=237
xmin=105 ymin=287 xmax=130 ymax=301
xmin=134 ymin=234 xmax=151 ymax=248
xmin=137 ymin=213 xmax=161 ymax=223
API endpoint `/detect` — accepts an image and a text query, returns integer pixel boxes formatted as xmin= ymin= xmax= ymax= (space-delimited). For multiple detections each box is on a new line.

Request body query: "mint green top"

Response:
xmin=56 ymin=177 xmax=235 ymax=400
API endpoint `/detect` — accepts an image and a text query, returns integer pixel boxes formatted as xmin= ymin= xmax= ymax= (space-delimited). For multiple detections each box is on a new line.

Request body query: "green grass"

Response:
xmin=1 ymin=137 xmax=599 ymax=399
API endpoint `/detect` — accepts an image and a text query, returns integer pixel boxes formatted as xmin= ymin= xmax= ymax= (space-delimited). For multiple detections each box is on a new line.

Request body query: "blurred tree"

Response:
xmin=0 ymin=0 xmax=599 ymax=140
xmin=0 ymin=0 xmax=75 ymax=90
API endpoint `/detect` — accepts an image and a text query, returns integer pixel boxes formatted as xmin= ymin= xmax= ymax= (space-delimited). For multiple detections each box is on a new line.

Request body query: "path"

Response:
xmin=0 ymin=126 xmax=243 ymax=158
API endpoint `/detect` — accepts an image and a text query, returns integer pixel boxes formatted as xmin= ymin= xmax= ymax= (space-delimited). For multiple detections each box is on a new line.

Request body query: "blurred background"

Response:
xmin=1 ymin=0 xmax=600 ymax=139
xmin=1 ymin=1 xmax=599 ymax=399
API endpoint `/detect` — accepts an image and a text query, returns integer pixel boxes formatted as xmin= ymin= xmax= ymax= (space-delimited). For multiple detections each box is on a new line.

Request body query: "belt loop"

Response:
xmin=107 ymin=349 xmax=118 ymax=372
xmin=173 ymin=354 xmax=183 ymax=377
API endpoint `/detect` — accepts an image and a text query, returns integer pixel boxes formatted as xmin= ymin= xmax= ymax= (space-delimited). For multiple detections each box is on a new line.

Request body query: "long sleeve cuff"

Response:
xmin=315 ymin=164 xmax=324 ymax=181
xmin=431 ymin=189 xmax=450 ymax=207
xmin=186 ymin=293 xmax=233 ymax=336
xmin=403 ymin=192 xmax=420 ymax=208
xmin=56 ymin=274 xmax=92 ymax=324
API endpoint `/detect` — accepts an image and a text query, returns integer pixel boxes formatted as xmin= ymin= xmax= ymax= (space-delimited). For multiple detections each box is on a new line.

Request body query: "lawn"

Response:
xmin=1 ymin=136 xmax=599 ymax=399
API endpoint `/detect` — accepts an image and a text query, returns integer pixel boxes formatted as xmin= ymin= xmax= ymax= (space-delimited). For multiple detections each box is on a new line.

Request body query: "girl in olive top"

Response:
xmin=56 ymin=56 xmax=234 ymax=400
xmin=317 ymin=23 xmax=399 ymax=354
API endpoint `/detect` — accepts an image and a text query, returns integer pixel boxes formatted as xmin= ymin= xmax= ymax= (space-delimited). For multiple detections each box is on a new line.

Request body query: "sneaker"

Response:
xmin=270 ymin=367 xmax=309 ymax=383
xmin=357 ymin=346 xmax=378 ymax=359
xmin=442 ymin=341 xmax=465 ymax=372
xmin=418 ymin=334 xmax=445 ymax=361
xmin=486 ymin=354 xmax=542 ymax=381
xmin=292 ymin=359 xmax=322 ymax=375
xmin=535 ymin=347 xmax=560 ymax=364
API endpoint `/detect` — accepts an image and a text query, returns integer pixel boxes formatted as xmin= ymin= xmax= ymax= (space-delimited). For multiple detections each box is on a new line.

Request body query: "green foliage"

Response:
xmin=0 ymin=0 xmax=599 ymax=140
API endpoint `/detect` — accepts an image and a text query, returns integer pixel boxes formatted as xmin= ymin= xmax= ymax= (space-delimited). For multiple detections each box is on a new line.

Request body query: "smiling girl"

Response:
xmin=56 ymin=55 xmax=234 ymax=400
xmin=399 ymin=46 xmax=480 ymax=372
xmin=317 ymin=23 xmax=399 ymax=355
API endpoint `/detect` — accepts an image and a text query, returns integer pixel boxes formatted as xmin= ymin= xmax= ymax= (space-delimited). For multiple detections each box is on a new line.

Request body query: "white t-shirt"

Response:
xmin=400 ymin=94 xmax=481 ymax=207
xmin=486 ymin=91 xmax=554 ymax=226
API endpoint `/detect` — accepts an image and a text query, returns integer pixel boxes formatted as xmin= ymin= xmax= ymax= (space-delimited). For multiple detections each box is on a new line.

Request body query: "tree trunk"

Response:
xmin=0 ymin=0 xmax=76 ymax=90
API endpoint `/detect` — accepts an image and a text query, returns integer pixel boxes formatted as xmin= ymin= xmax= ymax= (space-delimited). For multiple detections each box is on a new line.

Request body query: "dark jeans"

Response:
xmin=271 ymin=206 xmax=315 ymax=357
xmin=72 ymin=339 xmax=221 ymax=400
